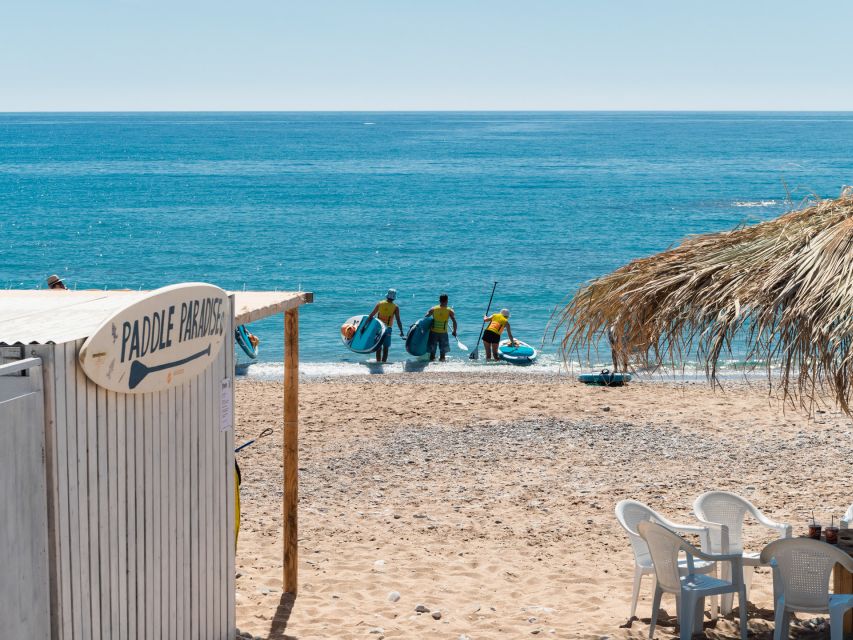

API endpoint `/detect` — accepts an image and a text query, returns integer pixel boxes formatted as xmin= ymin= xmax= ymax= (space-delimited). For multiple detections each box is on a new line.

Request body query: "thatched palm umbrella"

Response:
xmin=554 ymin=194 xmax=853 ymax=412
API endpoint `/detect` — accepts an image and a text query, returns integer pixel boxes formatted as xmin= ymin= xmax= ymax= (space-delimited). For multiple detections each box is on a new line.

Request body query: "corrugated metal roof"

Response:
xmin=0 ymin=289 xmax=313 ymax=345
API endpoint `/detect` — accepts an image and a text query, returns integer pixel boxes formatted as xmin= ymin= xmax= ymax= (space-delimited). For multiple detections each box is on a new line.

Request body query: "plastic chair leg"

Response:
xmin=720 ymin=561 xmax=734 ymax=615
xmin=830 ymin=605 xmax=845 ymax=640
xmin=679 ymin=596 xmax=693 ymax=640
xmin=711 ymin=594 xmax=719 ymax=621
xmin=773 ymin=604 xmax=789 ymax=640
xmin=630 ymin=565 xmax=644 ymax=619
xmin=738 ymin=587 xmax=748 ymax=640
xmin=678 ymin=593 xmax=703 ymax=640
xmin=649 ymin=587 xmax=663 ymax=639
xmin=743 ymin=566 xmax=754 ymax=604
xmin=829 ymin=598 xmax=853 ymax=640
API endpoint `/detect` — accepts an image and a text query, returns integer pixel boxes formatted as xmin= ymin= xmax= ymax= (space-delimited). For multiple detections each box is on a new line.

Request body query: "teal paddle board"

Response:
xmin=498 ymin=339 xmax=538 ymax=365
xmin=578 ymin=370 xmax=632 ymax=386
xmin=235 ymin=325 xmax=259 ymax=359
xmin=341 ymin=315 xmax=386 ymax=354
xmin=405 ymin=317 xmax=433 ymax=356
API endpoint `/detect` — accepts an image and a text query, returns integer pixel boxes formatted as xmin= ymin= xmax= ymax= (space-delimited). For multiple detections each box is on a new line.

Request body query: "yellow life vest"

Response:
xmin=486 ymin=313 xmax=508 ymax=335
xmin=377 ymin=300 xmax=397 ymax=325
xmin=431 ymin=306 xmax=451 ymax=333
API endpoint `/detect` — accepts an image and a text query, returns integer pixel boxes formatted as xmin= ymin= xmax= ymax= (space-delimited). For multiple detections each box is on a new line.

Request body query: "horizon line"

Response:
xmin=3 ymin=109 xmax=853 ymax=114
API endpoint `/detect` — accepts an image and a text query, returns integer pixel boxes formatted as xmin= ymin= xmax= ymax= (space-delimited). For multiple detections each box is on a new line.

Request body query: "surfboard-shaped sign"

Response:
xmin=79 ymin=283 xmax=229 ymax=394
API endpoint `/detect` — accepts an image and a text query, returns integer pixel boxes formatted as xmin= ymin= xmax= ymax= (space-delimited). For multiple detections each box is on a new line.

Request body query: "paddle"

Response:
xmin=128 ymin=344 xmax=211 ymax=390
xmin=235 ymin=427 xmax=274 ymax=453
xmin=469 ymin=281 xmax=498 ymax=360
xmin=455 ymin=336 xmax=468 ymax=351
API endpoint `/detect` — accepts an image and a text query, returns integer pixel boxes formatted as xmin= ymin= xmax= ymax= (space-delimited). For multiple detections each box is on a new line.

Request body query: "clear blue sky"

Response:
xmin=3 ymin=0 xmax=852 ymax=111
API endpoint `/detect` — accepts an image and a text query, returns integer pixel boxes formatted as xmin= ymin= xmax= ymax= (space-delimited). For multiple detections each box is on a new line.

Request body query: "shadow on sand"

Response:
xmin=266 ymin=592 xmax=297 ymax=640
xmin=620 ymin=603 xmax=777 ymax=639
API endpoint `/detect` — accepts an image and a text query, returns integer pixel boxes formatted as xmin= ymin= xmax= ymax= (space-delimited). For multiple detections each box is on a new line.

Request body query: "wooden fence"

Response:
xmin=18 ymin=298 xmax=236 ymax=640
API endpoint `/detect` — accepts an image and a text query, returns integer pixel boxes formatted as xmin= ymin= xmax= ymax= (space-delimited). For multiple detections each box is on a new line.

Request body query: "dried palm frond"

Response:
xmin=554 ymin=194 xmax=853 ymax=413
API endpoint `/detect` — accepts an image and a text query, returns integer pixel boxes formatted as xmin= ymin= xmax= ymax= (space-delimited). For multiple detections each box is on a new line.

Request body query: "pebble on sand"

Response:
xmin=431 ymin=610 xmax=442 ymax=620
xmin=387 ymin=591 xmax=401 ymax=602
xmin=415 ymin=604 xmax=430 ymax=613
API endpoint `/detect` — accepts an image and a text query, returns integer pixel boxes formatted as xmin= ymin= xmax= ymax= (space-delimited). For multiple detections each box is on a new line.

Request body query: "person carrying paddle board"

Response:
xmin=481 ymin=308 xmax=515 ymax=361
xmin=426 ymin=293 xmax=458 ymax=362
xmin=367 ymin=288 xmax=404 ymax=363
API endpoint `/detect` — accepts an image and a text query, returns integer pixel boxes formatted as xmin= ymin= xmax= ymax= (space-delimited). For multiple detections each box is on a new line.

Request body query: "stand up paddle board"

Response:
xmin=341 ymin=315 xmax=386 ymax=354
xmin=405 ymin=317 xmax=433 ymax=357
xmin=578 ymin=370 xmax=632 ymax=386
xmin=498 ymin=339 xmax=538 ymax=365
xmin=235 ymin=325 xmax=259 ymax=359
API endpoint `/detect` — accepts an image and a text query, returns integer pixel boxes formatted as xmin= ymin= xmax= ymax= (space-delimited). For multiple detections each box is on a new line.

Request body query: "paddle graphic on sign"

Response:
xmin=79 ymin=283 xmax=229 ymax=394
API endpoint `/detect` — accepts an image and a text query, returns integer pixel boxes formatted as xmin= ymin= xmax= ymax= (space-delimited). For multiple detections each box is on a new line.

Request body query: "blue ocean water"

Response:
xmin=2 ymin=112 xmax=853 ymax=376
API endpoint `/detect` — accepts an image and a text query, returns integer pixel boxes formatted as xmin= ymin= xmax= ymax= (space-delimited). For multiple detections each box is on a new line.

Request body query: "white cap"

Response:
xmin=386 ymin=288 xmax=397 ymax=300
xmin=500 ymin=308 xmax=510 ymax=318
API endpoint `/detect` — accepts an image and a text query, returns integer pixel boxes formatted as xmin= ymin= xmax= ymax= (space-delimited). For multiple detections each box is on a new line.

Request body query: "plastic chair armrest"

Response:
xmin=693 ymin=518 xmax=730 ymax=553
xmin=692 ymin=550 xmax=742 ymax=564
xmin=689 ymin=548 xmax=745 ymax=584
xmin=752 ymin=509 xmax=791 ymax=537
xmin=666 ymin=521 xmax=712 ymax=548
xmin=837 ymin=553 xmax=853 ymax=574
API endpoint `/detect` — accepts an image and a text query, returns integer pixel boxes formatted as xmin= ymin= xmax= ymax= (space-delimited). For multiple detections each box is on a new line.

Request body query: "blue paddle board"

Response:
xmin=578 ymin=370 xmax=632 ymax=386
xmin=405 ymin=317 xmax=433 ymax=357
xmin=341 ymin=315 xmax=386 ymax=354
xmin=235 ymin=325 xmax=259 ymax=359
xmin=498 ymin=339 xmax=538 ymax=365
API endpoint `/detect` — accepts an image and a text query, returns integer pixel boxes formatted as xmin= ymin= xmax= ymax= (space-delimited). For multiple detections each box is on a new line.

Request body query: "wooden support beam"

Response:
xmin=283 ymin=309 xmax=299 ymax=594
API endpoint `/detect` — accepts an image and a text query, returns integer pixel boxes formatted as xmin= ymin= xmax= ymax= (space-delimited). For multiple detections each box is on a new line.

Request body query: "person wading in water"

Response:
xmin=426 ymin=293 xmax=458 ymax=362
xmin=481 ymin=308 xmax=515 ymax=361
xmin=367 ymin=288 xmax=404 ymax=363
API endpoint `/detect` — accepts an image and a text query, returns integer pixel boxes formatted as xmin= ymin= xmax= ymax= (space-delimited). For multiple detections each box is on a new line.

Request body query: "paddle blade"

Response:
xmin=455 ymin=339 xmax=468 ymax=351
xmin=128 ymin=359 xmax=147 ymax=390
xmin=469 ymin=348 xmax=479 ymax=360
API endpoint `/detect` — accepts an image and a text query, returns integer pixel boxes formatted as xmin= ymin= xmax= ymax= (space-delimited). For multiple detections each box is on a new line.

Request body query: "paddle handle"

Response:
xmin=472 ymin=281 xmax=498 ymax=353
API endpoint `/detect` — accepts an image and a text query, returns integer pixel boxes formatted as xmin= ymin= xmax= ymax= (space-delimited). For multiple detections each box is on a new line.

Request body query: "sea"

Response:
xmin=3 ymin=112 xmax=853 ymax=379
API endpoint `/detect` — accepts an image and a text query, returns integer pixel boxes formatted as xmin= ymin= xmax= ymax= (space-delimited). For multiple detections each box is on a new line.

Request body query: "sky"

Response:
xmin=2 ymin=0 xmax=852 ymax=111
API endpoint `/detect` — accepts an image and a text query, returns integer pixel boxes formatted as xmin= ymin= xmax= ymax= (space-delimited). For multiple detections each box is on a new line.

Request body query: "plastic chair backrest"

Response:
xmin=638 ymin=521 xmax=684 ymax=593
xmin=694 ymin=491 xmax=751 ymax=553
xmin=615 ymin=500 xmax=662 ymax=567
xmin=760 ymin=538 xmax=850 ymax=610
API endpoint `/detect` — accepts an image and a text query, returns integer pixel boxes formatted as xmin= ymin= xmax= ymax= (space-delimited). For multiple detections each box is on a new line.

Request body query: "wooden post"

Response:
xmin=283 ymin=309 xmax=299 ymax=594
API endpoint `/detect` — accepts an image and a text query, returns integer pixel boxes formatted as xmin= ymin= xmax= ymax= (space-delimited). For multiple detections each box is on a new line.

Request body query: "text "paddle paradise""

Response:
xmin=120 ymin=296 xmax=225 ymax=363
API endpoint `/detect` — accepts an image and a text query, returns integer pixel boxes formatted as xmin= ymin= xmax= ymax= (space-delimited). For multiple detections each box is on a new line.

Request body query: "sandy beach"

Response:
xmin=232 ymin=372 xmax=851 ymax=639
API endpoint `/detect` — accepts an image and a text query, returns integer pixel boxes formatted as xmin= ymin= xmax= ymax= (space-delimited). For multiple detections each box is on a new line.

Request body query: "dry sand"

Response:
xmin=232 ymin=372 xmax=853 ymax=639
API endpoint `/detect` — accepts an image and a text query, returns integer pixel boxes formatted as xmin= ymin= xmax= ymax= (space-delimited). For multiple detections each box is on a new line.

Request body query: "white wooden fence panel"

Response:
xmin=116 ymin=391 xmax=129 ymax=640
xmin=0 ymin=359 xmax=50 ymax=639
xmin=36 ymin=347 xmax=62 ymax=640
xmin=182 ymin=379 xmax=192 ymax=640
xmin=68 ymin=339 xmax=87 ymax=640
xmin=133 ymin=394 xmax=145 ymax=640
xmin=223 ymin=303 xmax=236 ymax=635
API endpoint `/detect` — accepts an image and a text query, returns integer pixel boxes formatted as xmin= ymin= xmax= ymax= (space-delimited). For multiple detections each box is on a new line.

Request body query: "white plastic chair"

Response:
xmin=638 ymin=521 xmax=747 ymax=640
xmin=760 ymin=538 xmax=853 ymax=640
xmin=843 ymin=503 xmax=853 ymax=528
xmin=616 ymin=500 xmax=723 ymax=620
xmin=694 ymin=491 xmax=791 ymax=613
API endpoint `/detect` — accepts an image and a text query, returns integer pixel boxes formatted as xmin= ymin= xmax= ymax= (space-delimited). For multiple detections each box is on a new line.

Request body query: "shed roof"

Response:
xmin=0 ymin=289 xmax=313 ymax=345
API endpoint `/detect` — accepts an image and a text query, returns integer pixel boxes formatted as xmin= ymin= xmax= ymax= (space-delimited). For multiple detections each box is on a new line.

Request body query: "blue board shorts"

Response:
xmin=428 ymin=331 xmax=450 ymax=356
xmin=380 ymin=327 xmax=392 ymax=349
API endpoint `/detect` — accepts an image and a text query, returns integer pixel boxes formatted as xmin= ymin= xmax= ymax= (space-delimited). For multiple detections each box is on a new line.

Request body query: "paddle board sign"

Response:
xmin=79 ymin=283 xmax=229 ymax=394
